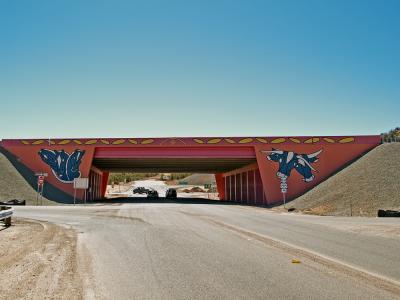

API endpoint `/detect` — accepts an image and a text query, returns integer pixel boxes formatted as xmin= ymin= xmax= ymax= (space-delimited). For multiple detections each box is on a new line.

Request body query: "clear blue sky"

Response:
xmin=0 ymin=0 xmax=399 ymax=139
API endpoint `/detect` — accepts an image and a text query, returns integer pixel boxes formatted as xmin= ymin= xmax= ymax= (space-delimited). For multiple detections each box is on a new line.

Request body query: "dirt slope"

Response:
xmin=179 ymin=174 xmax=216 ymax=186
xmin=286 ymin=143 xmax=400 ymax=217
xmin=0 ymin=152 xmax=53 ymax=205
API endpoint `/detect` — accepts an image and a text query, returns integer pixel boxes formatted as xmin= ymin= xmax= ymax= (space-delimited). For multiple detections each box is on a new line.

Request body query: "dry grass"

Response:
xmin=0 ymin=152 xmax=54 ymax=205
xmin=286 ymin=143 xmax=400 ymax=217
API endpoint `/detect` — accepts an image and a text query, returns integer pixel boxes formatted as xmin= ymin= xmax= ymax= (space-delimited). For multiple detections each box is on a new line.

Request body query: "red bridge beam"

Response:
xmin=94 ymin=146 xmax=256 ymax=159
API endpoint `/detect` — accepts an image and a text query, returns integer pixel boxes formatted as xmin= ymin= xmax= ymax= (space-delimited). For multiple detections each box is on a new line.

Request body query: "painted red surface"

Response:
xmin=0 ymin=135 xmax=381 ymax=203
xmin=215 ymin=173 xmax=225 ymax=200
xmin=94 ymin=146 xmax=255 ymax=158
xmin=101 ymin=172 xmax=109 ymax=198
xmin=254 ymin=142 xmax=379 ymax=204
xmin=1 ymin=144 xmax=95 ymax=200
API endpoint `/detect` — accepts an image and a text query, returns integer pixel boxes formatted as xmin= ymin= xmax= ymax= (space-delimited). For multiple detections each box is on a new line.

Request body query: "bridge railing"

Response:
xmin=0 ymin=206 xmax=13 ymax=226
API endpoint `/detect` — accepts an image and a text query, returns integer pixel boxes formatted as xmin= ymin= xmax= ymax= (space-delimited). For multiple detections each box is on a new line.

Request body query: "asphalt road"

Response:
xmin=14 ymin=201 xmax=400 ymax=299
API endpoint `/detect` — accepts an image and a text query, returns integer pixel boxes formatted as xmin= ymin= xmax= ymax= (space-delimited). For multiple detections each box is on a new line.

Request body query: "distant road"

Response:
xmin=108 ymin=179 xmax=218 ymax=199
xmin=15 ymin=202 xmax=400 ymax=299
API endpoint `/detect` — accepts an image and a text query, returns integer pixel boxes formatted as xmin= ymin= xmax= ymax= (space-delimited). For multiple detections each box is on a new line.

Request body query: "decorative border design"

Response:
xmin=19 ymin=136 xmax=356 ymax=146
xmin=85 ymin=139 xmax=97 ymax=145
xmin=159 ymin=138 xmax=187 ymax=145
xmin=112 ymin=139 xmax=125 ymax=145
xmin=141 ymin=139 xmax=154 ymax=145
xmin=338 ymin=137 xmax=355 ymax=143
xmin=255 ymin=138 xmax=268 ymax=143
xmin=271 ymin=138 xmax=286 ymax=144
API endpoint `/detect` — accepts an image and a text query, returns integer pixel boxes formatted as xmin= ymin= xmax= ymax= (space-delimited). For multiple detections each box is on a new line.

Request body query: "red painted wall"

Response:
xmin=2 ymin=144 xmax=95 ymax=200
xmin=254 ymin=143 xmax=378 ymax=204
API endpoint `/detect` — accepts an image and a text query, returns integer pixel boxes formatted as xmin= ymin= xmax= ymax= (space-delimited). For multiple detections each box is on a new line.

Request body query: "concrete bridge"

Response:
xmin=0 ymin=135 xmax=380 ymax=204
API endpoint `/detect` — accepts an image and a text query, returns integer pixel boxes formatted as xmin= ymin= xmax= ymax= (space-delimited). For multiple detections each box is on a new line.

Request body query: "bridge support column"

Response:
xmin=101 ymin=172 xmax=109 ymax=199
xmin=215 ymin=173 xmax=225 ymax=201
xmin=89 ymin=167 xmax=109 ymax=201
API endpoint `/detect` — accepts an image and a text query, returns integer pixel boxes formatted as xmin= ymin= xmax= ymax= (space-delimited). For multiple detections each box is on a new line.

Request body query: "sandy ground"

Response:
xmin=106 ymin=179 xmax=219 ymax=200
xmin=106 ymin=182 xmax=133 ymax=195
xmin=0 ymin=218 xmax=84 ymax=299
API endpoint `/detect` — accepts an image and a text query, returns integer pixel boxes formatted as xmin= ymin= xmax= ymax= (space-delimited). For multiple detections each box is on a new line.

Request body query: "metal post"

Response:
xmin=40 ymin=183 xmax=44 ymax=205
xmin=283 ymin=192 xmax=286 ymax=209
xmin=278 ymin=174 xmax=288 ymax=209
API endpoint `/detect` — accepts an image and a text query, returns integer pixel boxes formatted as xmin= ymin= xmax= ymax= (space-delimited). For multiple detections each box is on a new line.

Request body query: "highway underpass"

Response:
xmin=0 ymin=135 xmax=380 ymax=204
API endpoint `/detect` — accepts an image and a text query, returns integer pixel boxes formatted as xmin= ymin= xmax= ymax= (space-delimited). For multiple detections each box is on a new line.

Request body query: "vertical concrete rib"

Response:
xmin=246 ymin=171 xmax=249 ymax=204
xmin=96 ymin=173 xmax=99 ymax=200
xmin=93 ymin=173 xmax=97 ymax=200
xmin=234 ymin=174 xmax=237 ymax=202
xmin=230 ymin=175 xmax=232 ymax=201
xmin=224 ymin=176 xmax=227 ymax=201
xmin=240 ymin=172 xmax=243 ymax=203
xmin=254 ymin=170 xmax=257 ymax=204
xmin=94 ymin=173 xmax=97 ymax=200
xmin=97 ymin=173 xmax=100 ymax=200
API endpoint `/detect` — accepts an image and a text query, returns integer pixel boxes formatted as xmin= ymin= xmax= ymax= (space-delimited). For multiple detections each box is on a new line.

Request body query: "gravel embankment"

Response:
xmin=285 ymin=143 xmax=400 ymax=216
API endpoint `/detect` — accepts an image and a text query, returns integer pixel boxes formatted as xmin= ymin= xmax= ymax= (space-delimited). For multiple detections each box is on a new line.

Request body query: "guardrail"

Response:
xmin=0 ymin=206 xmax=13 ymax=226
xmin=382 ymin=139 xmax=400 ymax=143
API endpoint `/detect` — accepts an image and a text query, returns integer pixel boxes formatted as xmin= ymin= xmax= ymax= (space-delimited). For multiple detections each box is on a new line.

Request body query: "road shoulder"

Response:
xmin=0 ymin=218 xmax=83 ymax=299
